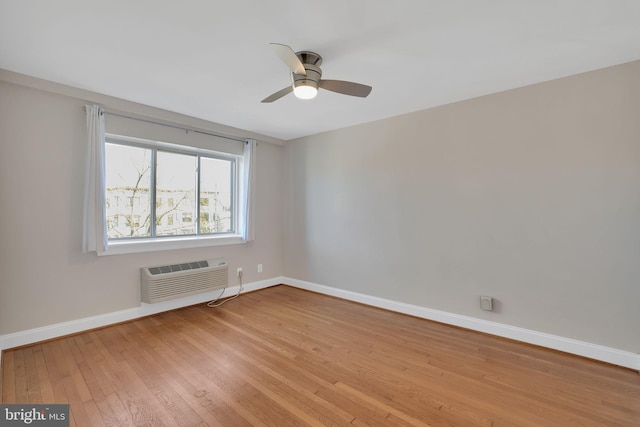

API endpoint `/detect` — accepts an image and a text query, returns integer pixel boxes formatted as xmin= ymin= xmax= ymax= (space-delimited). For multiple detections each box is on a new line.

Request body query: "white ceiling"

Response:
xmin=2 ymin=1 xmax=640 ymax=141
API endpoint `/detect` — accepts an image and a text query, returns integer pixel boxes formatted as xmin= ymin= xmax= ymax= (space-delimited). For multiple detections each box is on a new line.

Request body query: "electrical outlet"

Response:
xmin=480 ymin=296 xmax=493 ymax=311
xmin=237 ymin=267 xmax=243 ymax=278
xmin=258 ymin=264 xmax=263 ymax=273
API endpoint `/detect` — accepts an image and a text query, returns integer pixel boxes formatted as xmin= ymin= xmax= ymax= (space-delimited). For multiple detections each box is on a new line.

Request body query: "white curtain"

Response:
xmin=239 ymin=139 xmax=256 ymax=241
xmin=82 ymin=104 xmax=108 ymax=253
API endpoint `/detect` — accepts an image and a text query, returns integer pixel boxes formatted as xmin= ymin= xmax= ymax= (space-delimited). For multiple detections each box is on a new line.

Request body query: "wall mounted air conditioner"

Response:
xmin=140 ymin=258 xmax=228 ymax=303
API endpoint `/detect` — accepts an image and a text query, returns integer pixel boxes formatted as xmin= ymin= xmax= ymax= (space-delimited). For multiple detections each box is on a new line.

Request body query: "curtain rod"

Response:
xmin=84 ymin=106 xmax=247 ymax=143
xmin=105 ymin=111 xmax=248 ymax=143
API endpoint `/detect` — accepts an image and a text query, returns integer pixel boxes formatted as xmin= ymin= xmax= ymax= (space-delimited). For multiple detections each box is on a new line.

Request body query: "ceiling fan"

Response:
xmin=261 ymin=43 xmax=372 ymax=103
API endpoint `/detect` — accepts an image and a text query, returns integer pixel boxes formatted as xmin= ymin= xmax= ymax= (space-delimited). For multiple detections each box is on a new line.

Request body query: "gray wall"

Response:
xmin=283 ymin=60 xmax=640 ymax=353
xmin=2 ymin=60 xmax=639 ymax=355
xmin=0 ymin=77 xmax=285 ymax=335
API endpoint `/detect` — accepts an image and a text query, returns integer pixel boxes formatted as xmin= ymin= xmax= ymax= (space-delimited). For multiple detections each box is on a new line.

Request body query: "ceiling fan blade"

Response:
xmin=261 ymin=86 xmax=293 ymax=103
xmin=319 ymin=80 xmax=372 ymax=97
xmin=270 ymin=43 xmax=306 ymax=75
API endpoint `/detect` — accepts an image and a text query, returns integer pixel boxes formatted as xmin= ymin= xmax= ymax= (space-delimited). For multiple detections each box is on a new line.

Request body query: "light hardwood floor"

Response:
xmin=2 ymin=285 xmax=639 ymax=426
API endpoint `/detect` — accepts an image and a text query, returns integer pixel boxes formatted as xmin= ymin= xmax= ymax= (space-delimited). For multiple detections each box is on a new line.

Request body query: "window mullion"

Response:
xmin=150 ymin=148 xmax=157 ymax=237
xmin=196 ymin=156 xmax=201 ymax=235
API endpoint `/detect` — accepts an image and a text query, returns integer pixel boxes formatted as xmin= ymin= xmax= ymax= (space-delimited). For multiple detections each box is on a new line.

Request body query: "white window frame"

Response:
xmin=102 ymin=133 xmax=246 ymax=255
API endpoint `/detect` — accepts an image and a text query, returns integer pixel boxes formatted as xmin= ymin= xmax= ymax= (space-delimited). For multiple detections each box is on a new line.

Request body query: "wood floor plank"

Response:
xmin=2 ymin=285 xmax=639 ymax=426
xmin=22 ymin=346 xmax=42 ymax=403
xmin=12 ymin=347 xmax=28 ymax=404
xmin=1 ymin=350 xmax=16 ymax=404
xmin=33 ymin=346 xmax=55 ymax=403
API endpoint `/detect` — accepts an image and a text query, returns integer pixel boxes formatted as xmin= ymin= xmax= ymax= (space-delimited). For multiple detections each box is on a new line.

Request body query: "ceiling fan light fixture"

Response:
xmin=262 ymin=44 xmax=371 ymax=103
xmin=293 ymin=81 xmax=318 ymax=100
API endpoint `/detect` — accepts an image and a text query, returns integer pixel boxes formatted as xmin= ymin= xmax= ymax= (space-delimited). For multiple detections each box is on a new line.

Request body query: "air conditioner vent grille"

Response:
xmin=148 ymin=260 xmax=210 ymax=275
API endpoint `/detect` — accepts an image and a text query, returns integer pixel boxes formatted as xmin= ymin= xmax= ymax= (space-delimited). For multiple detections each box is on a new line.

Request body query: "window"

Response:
xmin=83 ymin=104 xmax=255 ymax=256
xmin=105 ymin=136 xmax=237 ymax=241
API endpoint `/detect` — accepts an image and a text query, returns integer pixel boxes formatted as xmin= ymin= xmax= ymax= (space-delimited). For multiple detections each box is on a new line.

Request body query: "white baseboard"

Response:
xmin=2 ymin=277 xmax=637 ymax=371
xmin=0 ymin=277 xmax=280 ymax=363
xmin=283 ymin=277 xmax=640 ymax=371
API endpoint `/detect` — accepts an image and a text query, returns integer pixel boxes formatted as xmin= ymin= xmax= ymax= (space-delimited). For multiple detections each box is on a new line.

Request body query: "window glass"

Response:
xmin=156 ymin=151 xmax=197 ymax=236
xmin=105 ymin=144 xmax=151 ymax=238
xmin=200 ymin=157 xmax=233 ymax=233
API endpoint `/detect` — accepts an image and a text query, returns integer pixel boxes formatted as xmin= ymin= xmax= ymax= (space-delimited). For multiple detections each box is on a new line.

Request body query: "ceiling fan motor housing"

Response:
xmin=293 ymin=64 xmax=321 ymax=91
xmin=296 ymin=51 xmax=322 ymax=67
xmin=292 ymin=51 xmax=322 ymax=91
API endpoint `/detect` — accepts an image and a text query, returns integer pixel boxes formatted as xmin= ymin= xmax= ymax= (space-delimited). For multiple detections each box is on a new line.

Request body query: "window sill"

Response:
xmin=97 ymin=234 xmax=246 ymax=256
